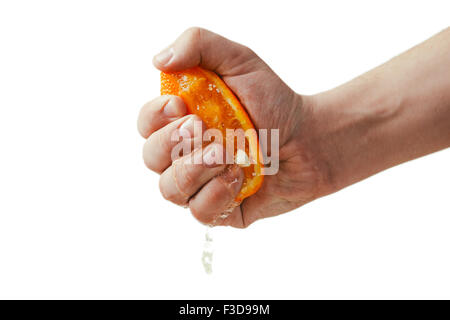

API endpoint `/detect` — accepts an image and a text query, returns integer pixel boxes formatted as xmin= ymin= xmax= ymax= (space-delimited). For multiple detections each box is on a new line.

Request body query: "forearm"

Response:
xmin=310 ymin=27 xmax=450 ymax=192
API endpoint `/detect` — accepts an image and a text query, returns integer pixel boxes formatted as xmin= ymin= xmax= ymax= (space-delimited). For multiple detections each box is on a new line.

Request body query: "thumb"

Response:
xmin=153 ymin=27 xmax=265 ymax=76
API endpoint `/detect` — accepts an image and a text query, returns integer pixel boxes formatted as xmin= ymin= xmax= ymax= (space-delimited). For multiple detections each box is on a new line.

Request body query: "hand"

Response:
xmin=138 ymin=28 xmax=332 ymax=228
xmin=139 ymin=27 xmax=450 ymax=228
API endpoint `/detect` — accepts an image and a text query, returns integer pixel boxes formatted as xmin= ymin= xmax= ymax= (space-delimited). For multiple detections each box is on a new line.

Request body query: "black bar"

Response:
xmin=0 ymin=299 xmax=445 ymax=319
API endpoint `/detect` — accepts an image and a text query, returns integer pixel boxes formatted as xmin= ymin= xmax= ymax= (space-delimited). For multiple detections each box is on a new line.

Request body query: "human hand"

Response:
xmin=138 ymin=28 xmax=333 ymax=227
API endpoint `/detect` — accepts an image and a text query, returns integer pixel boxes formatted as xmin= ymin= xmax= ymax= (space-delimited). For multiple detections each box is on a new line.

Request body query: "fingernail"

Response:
xmin=163 ymin=98 xmax=184 ymax=117
xmin=154 ymin=47 xmax=174 ymax=66
xmin=203 ymin=144 xmax=223 ymax=167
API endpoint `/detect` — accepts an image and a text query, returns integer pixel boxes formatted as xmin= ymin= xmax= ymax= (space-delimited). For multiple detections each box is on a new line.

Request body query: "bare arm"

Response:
xmin=139 ymin=27 xmax=450 ymax=227
xmin=310 ymin=27 xmax=450 ymax=192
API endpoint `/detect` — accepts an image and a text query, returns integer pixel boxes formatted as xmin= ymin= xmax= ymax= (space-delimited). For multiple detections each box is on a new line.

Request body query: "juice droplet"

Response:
xmin=200 ymin=199 xmax=241 ymax=275
xmin=201 ymin=228 xmax=214 ymax=275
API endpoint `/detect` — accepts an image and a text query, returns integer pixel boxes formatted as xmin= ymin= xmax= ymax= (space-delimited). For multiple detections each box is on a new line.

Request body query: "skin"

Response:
xmin=138 ymin=27 xmax=450 ymax=228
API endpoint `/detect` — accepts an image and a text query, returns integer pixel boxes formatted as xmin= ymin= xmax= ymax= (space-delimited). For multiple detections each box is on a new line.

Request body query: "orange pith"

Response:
xmin=161 ymin=67 xmax=263 ymax=202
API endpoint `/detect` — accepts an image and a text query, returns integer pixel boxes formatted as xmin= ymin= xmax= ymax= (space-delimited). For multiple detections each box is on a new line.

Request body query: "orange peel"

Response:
xmin=161 ymin=67 xmax=263 ymax=201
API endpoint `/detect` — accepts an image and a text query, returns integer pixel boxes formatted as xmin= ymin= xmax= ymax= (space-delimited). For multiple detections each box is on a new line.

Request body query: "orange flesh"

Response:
xmin=161 ymin=67 xmax=263 ymax=201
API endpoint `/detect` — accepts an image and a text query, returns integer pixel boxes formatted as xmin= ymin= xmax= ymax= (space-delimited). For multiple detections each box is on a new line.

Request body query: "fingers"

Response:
xmin=159 ymin=143 xmax=227 ymax=206
xmin=214 ymin=205 xmax=245 ymax=228
xmin=188 ymin=165 xmax=244 ymax=226
xmin=143 ymin=114 xmax=206 ymax=174
xmin=139 ymin=96 xmax=248 ymax=226
xmin=153 ymin=27 xmax=265 ymax=76
xmin=137 ymin=95 xmax=187 ymax=139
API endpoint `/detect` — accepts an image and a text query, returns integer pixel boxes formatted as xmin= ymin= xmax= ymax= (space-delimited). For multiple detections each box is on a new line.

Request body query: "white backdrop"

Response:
xmin=0 ymin=0 xmax=449 ymax=299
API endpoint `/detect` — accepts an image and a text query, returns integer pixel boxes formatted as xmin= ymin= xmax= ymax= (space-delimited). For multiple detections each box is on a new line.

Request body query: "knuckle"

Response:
xmin=142 ymin=141 xmax=156 ymax=171
xmin=183 ymin=27 xmax=208 ymax=48
xmin=139 ymin=98 xmax=160 ymax=119
xmin=156 ymin=129 xmax=170 ymax=154
xmin=174 ymin=160 xmax=196 ymax=192
xmin=159 ymin=172 xmax=186 ymax=205
xmin=159 ymin=177 xmax=175 ymax=202
xmin=137 ymin=104 xmax=152 ymax=137
xmin=159 ymin=161 xmax=192 ymax=206
xmin=138 ymin=96 xmax=168 ymax=138
xmin=242 ymin=45 xmax=255 ymax=55
xmin=142 ymin=136 xmax=163 ymax=173
xmin=189 ymin=204 xmax=212 ymax=225
xmin=185 ymin=26 xmax=203 ymax=39
xmin=242 ymin=45 xmax=260 ymax=63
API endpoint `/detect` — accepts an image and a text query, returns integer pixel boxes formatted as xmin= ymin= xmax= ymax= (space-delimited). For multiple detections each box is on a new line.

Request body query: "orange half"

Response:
xmin=161 ymin=67 xmax=263 ymax=201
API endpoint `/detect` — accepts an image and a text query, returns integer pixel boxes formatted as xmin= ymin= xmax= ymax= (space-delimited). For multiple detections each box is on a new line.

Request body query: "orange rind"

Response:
xmin=161 ymin=67 xmax=263 ymax=201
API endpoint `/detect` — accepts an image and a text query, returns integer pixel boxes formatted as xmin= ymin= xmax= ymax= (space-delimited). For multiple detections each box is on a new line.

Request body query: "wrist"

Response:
xmin=287 ymin=93 xmax=338 ymax=199
xmin=306 ymin=77 xmax=403 ymax=194
xmin=294 ymin=28 xmax=450 ymax=198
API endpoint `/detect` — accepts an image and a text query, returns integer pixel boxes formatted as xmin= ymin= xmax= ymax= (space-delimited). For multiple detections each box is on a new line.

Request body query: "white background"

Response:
xmin=0 ymin=0 xmax=449 ymax=299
